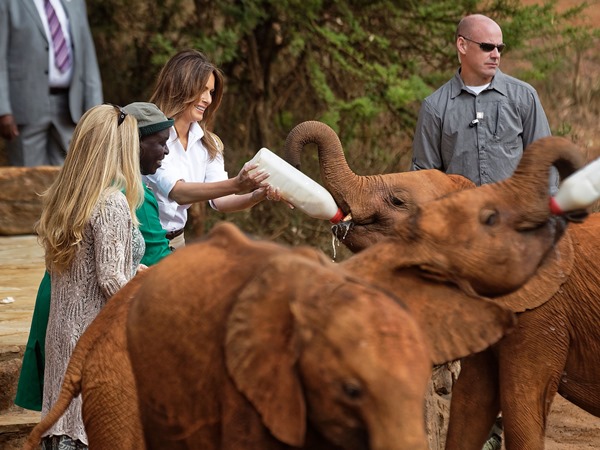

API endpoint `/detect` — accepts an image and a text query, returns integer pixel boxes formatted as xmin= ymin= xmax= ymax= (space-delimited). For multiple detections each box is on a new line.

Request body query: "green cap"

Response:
xmin=123 ymin=102 xmax=174 ymax=137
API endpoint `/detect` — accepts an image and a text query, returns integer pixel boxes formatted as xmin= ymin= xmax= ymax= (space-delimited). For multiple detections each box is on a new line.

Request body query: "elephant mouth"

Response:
xmin=550 ymin=214 xmax=569 ymax=243
xmin=332 ymin=216 xmax=353 ymax=241
xmin=331 ymin=212 xmax=390 ymax=252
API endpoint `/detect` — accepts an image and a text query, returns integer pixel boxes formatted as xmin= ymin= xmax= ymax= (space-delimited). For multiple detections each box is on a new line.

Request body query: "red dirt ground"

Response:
xmin=545 ymin=396 xmax=600 ymax=449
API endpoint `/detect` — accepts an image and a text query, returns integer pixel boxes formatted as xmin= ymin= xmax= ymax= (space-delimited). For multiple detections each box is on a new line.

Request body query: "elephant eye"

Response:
xmin=390 ymin=196 xmax=406 ymax=207
xmin=516 ymin=219 xmax=547 ymax=232
xmin=342 ymin=379 xmax=363 ymax=399
xmin=480 ymin=209 xmax=499 ymax=226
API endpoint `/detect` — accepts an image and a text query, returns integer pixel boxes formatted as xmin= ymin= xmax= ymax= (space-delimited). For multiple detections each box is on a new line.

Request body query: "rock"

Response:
xmin=0 ymin=406 xmax=40 ymax=450
xmin=424 ymin=361 xmax=461 ymax=450
xmin=0 ymin=347 xmax=23 ymax=413
xmin=0 ymin=167 xmax=60 ymax=235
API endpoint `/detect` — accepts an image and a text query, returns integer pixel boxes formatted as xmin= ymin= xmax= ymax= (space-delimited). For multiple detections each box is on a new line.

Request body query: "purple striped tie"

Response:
xmin=44 ymin=0 xmax=72 ymax=73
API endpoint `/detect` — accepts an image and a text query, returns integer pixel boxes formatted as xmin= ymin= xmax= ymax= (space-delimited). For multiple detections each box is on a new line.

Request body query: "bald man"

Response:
xmin=411 ymin=14 xmax=554 ymax=191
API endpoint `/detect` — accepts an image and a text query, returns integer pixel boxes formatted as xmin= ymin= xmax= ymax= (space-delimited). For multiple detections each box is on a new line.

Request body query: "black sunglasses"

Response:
xmin=459 ymin=35 xmax=506 ymax=53
xmin=105 ymin=103 xmax=128 ymax=127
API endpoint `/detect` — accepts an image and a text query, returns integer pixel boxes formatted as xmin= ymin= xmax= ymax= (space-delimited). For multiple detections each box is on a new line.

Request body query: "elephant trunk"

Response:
xmin=500 ymin=136 xmax=586 ymax=219
xmin=367 ymin=420 xmax=429 ymax=450
xmin=364 ymin=393 xmax=430 ymax=450
xmin=284 ymin=121 xmax=360 ymax=212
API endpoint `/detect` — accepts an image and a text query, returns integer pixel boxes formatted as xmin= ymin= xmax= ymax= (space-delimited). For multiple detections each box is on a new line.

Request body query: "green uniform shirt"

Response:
xmin=138 ymin=185 xmax=171 ymax=266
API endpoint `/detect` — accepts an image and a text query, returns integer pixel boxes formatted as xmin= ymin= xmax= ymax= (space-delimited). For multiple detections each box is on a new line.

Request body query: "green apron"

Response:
xmin=14 ymin=271 xmax=51 ymax=411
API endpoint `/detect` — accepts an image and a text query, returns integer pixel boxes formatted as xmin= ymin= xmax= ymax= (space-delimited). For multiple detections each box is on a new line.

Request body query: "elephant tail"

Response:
xmin=22 ymin=344 xmax=85 ymax=449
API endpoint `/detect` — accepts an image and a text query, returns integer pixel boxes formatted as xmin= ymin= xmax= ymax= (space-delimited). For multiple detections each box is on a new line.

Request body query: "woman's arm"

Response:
xmin=212 ymin=188 xmax=267 ymax=212
xmin=212 ymin=185 xmax=286 ymax=213
xmin=168 ymin=162 xmax=269 ymax=205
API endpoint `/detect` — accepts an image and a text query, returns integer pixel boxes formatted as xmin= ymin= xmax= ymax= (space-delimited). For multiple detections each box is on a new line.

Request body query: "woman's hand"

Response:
xmin=254 ymin=186 xmax=294 ymax=208
xmin=235 ymin=162 xmax=269 ymax=194
xmin=265 ymin=186 xmax=282 ymax=202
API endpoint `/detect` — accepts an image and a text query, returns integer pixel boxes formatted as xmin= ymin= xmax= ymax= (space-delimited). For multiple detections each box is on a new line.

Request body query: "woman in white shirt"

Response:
xmin=144 ymin=49 xmax=278 ymax=248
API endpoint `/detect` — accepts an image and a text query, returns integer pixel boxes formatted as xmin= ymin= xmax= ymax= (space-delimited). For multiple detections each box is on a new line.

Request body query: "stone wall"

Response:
xmin=0 ymin=167 xmax=60 ymax=236
xmin=0 ymin=347 xmax=40 ymax=449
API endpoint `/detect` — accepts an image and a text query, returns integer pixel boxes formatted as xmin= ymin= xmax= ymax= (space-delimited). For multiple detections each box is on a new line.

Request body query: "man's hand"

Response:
xmin=0 ymin=114 xmax=19 ymax=141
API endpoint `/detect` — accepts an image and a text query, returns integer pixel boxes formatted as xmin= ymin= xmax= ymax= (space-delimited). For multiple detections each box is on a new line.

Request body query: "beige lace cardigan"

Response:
xmin=41 ymin=190 xmax=144 ymax=444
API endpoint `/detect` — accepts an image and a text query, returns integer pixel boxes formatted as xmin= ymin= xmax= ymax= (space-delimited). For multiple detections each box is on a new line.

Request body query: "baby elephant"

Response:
xmin=125 ymin=221 xmax=522 ymax=450
xmin=126 ymin=222 xmax=435 ymax=450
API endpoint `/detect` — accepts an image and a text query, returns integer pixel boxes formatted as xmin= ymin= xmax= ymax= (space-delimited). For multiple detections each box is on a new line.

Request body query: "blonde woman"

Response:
xmin=144 ymin=49 xmax=279 ymax=249
xmin=36 ymin=104 xmax=145 ymax=450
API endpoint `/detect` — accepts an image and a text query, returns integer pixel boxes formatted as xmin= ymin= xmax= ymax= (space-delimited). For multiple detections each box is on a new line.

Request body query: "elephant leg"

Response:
xmin=445 ymin=350 xmax=500 ymax=450
xmin=497 ymin=310 xmax=567 ymax=450
xmin=81 ymin=297 xmax=144 ymax=449
xmin=82 ymin=352 xmax=142 ymax=449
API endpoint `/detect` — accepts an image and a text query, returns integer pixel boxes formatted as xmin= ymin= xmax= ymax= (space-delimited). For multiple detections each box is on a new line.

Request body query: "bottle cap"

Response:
xmin=329 ymin=208 xmax=345 ymax=224
xmin=549 ymin=197 xmax=564 ymax=215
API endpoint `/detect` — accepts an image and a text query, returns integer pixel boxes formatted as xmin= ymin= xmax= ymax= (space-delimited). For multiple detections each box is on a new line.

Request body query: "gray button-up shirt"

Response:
xmin=411 ymin=69 xmax=552 ymax=186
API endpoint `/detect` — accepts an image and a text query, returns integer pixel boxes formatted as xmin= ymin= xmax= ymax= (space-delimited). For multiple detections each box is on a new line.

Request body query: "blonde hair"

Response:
xmin=149 ymin=49 xmax=225 ymax=159
xmin=36 ymin=104 xmax=144 ymax=273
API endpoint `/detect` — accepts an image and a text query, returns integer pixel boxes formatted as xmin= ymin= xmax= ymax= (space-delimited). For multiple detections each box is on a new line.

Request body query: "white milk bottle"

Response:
xmin=550 ymin=156 xmax=600 ymax=214
xmin=247 ymin=148 xmax=344 ymax=224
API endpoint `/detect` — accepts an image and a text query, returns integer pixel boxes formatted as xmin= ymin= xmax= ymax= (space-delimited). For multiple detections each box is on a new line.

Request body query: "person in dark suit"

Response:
xmin=0 ymin=0 xmax=103 ymax=166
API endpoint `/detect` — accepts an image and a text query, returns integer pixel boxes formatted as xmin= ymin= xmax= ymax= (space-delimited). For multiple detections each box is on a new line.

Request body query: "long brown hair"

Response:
xmin=150 ymin=49 xmax=225 ymax=158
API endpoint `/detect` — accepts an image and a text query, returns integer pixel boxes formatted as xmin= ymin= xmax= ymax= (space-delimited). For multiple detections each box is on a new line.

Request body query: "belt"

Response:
xmin=49 ymin=87 xmax=69 ymax=95
xmin=166 ymin=228 xmax=184 ymax=240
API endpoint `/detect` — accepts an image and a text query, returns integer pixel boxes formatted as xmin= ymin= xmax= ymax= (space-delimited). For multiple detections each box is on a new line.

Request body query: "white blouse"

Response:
xmin=143 ymin=123 xmax=228 ymax=233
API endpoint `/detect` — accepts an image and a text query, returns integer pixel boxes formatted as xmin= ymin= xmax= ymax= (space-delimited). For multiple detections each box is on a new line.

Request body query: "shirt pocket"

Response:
xmin=489 ymin=101 xmax=522 ymax=152
xmin=486 ymin=101 xmax=523 ymax=180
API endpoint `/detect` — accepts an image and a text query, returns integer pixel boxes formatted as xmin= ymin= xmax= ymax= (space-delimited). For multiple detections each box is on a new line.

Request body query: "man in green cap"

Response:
xmin=124 ymin=101 xmax=174 ymax=265
xmin=15 ymin=102 xmax=174 ymax=411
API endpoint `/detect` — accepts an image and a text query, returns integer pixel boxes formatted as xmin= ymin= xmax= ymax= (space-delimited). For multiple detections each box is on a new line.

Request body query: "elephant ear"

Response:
xmin=225 ymin=255 xmax=306 ymax=447
xmin=447 ymin=173 xmax=476 ymax=191
xmin=494 ymin=233 xmax=574 ymax=312
xmin=342 ymin=246 xmax=516 ymax=364
xmin=388 ymin=268 xmax=517 ymax=365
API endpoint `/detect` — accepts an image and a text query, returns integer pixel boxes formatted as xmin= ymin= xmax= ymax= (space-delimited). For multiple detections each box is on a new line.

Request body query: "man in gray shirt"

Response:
xmin=412 ymin=14 xmax=553 ymax=188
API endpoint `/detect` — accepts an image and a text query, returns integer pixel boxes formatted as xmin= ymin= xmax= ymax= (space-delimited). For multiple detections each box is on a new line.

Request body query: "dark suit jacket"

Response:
xmin=0 ymin=0 xmax=103 ymax=125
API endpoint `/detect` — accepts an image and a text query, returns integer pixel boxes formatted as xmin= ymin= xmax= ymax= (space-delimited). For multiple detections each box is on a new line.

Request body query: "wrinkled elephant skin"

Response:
xmin=285 ymin=121 xmax=595 ymax=450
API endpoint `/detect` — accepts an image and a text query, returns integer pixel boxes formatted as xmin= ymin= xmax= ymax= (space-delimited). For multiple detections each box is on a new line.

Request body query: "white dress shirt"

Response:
xmin=143 ymin=122 xmax=228 ymax=232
